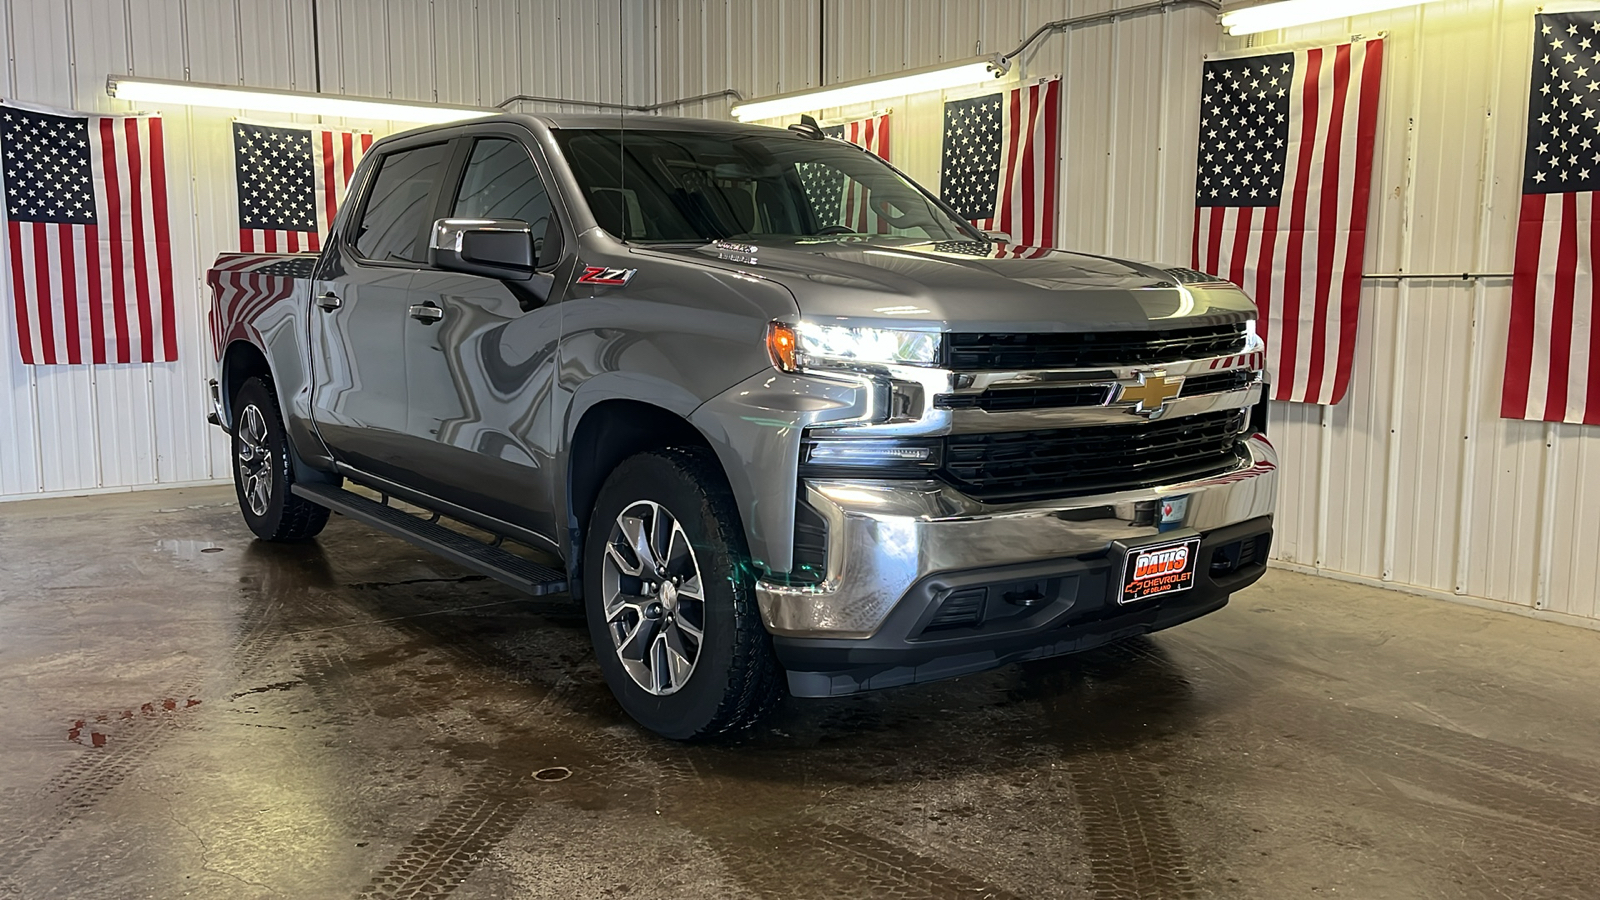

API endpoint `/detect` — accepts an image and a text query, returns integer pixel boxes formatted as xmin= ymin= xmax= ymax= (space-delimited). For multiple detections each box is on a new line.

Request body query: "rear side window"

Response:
xmin=451 ymin=138 xmax=556 ymax=263
xmin=353 ymin=142 xmax=450 ymax=263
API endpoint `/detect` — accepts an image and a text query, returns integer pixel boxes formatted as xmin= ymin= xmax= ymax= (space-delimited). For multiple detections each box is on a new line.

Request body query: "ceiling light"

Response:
xmin=106 ymin=76 xmax=494 ymax=124
xmin=1220 ymin=0 xmax=1442 ymax=35
xmin=730 ymin=59 xmax=1006 ymax=122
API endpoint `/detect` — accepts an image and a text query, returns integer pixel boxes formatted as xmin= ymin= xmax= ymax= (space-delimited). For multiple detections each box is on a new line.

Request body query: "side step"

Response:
xmin=292 ymin=483 xmax=568 ymax=596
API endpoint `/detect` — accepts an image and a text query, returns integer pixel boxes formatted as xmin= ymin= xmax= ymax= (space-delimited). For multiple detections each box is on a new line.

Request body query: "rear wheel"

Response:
xmin=584 ymin=448 xmax=783 ymax=740
xmin=232 ymin=376 xmax=330 ymax=541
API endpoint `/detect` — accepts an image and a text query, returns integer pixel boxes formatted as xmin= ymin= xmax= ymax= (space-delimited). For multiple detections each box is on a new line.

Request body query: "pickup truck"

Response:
xmin=207 ymin=114 xmax=1277 ymax=740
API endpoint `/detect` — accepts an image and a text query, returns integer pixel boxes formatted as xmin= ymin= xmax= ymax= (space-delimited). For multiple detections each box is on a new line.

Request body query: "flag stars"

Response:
xmin=1196 ymin=52 xmax=1292 ymax=209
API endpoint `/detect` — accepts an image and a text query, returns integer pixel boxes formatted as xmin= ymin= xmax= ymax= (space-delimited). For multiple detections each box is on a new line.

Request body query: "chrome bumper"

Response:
xmin=755 ymin=434 xmax=1278 ymax=638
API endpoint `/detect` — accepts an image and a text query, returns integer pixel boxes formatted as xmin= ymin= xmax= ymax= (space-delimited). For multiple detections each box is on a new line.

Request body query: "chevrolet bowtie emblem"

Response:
xmin=1115 ymin=372 xmax=1184 ymax=418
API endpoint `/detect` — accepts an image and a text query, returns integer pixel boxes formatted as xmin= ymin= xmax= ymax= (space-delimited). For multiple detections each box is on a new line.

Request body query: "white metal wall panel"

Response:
xmin=0 ymin=0 xmax=654 ymax=503
xmin=658 ymin=0 xmax=1211 ymax=268
xmin=1236 ymin=0 xmax=1597 ymax=621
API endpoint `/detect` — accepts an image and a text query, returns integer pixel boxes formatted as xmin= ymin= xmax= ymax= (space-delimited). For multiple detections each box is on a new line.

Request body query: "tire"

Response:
xmin=231 ymin=376 xmax=331 ymax=541
xmin=583 ymin=448 xmax=784 ymax=740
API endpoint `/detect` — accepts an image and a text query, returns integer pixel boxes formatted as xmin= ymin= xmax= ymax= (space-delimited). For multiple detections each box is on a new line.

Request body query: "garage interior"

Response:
xmin=2 ymin=1 xmax=1598 ymax=899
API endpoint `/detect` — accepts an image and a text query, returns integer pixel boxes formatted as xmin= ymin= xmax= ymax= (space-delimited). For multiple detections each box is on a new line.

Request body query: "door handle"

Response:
xmin=316 ymin=292 xmax=342 ymax=311
xmin=409 ymin=302 xmax=444 ymax=324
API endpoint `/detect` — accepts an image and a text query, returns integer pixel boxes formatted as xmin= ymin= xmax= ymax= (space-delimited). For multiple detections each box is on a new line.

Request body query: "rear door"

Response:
xmin=309 ymin=138 xmax=454 ymax=484
xmin=401 ymin=131 xmax=574 ymax=540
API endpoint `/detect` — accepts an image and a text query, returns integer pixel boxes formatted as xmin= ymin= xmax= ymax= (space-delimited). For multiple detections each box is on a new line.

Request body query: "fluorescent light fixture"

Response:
xmin=106 ymin=75 xmax=494 ymax=124
xmin=730 ymin=60 xmax=1005 ymax=121
xmin=1220 ymin=0 xmax=1441 ymax=35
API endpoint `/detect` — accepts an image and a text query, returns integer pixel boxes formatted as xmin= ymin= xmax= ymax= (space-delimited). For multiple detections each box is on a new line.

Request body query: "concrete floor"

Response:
xmin=2 ymin=487 xmax=1599 ymax=900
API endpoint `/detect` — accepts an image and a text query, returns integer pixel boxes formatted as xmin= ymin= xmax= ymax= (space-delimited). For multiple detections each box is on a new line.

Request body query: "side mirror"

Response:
xmin=982 ymin=230 xmax=1012 ymax=243
xmin=429 ymin=218 xmax=534 ymax=281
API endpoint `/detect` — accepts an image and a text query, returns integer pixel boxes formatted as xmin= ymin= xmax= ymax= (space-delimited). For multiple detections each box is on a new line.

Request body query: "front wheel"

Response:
xmin=583 ymin=448 xmax=783 ymax=740
xmin=231 ymin=376 xmax=331 ymax=541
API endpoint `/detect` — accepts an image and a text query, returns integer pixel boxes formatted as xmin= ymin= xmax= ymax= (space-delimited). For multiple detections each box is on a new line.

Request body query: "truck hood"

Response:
xmin=631 ymin=237 xmax=1254 ymax=332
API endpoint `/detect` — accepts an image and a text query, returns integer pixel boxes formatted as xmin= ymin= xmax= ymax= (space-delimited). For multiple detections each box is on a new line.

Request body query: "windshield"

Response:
xmin=555 ymin=128 xmax=981 ymax=244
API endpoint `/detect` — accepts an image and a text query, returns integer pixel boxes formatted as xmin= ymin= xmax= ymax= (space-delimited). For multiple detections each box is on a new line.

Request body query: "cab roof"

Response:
xmin=389 ymin=112 xmax=795 ymax=142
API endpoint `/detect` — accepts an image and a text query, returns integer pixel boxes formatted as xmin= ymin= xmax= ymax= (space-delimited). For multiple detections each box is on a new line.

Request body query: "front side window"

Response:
xmin=451 ymin=137 xmax=556 ymax=263
xmin=353 ymin=142 xmax=450 ymax=263
xmin=555 ymin=128 xmax=978 ymax=244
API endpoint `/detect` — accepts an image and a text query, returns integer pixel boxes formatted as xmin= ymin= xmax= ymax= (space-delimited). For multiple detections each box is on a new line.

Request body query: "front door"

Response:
xmin=402 ymin=135 xmax=572 ymax=540
xmin=309 ymin=139 xmax=452 ymax=485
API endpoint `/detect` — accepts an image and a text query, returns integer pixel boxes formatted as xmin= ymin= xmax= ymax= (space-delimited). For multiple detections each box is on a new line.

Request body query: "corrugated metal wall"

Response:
xmin=654 ymin=0 xmax=1597 ymax=624
xmin=656 ymin=0 xmax=1216 ymax=263
xmin=1227 ymin=0 xmax=1599 ymax=624
xmin=0 ymin=0 xmax=654 ymax=502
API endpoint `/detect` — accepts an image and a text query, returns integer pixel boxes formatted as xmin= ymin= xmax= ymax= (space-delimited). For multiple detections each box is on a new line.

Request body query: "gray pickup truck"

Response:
xmin=207 ymin=114 xmax=1277 ymax=740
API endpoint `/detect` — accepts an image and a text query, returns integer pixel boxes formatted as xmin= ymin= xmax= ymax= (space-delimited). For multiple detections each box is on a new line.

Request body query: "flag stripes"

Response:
xmin=1192 ymin=39 xmax=1383 ymax=406
xmin=1503 ymin=191 xmax=1600 ymax=424
xmin=973 ymin=79 xmax=1060 ymax=248
xmin=839 ymin=114 xmax=890 ymax=233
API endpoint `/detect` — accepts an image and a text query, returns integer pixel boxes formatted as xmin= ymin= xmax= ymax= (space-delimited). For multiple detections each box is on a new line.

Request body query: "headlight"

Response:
xmin=767 ymin=321 xmax=940 ymax=373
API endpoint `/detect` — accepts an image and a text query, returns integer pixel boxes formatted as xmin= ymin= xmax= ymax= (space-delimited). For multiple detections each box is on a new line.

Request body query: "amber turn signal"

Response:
xmin=767 ymin=321 xmax=800 ymax=373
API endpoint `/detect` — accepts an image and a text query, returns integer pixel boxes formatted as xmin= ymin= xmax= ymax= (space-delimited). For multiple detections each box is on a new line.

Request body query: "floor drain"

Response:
xmin=533 ymin=766 xmax=571 ymax=782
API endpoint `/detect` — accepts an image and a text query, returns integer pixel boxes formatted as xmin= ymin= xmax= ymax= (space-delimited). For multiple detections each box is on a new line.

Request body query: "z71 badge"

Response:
xmin=576 ymin=266 xmax=637 ymax=286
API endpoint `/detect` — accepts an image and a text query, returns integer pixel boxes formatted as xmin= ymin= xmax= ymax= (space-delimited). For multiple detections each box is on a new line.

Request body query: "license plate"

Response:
xmin=1118 ymin=536 xmax=1202 ymax=605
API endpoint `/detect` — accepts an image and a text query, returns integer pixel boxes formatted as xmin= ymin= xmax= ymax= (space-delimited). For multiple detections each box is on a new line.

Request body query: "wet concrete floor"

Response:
xmin=2 ymin=486 xmax=1599 ymax=899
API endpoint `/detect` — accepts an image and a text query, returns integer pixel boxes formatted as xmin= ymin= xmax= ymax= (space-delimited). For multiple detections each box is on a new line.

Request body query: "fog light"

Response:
xmin=801 ymin=439 xmax=942 ymax=475
xmin=808 ymin=443 xmax=932 ymax=465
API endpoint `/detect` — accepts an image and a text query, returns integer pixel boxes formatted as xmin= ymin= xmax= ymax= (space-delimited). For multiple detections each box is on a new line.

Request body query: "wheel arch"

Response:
xmin=221 ymin=338 xmax=339 ymax=489
xmin=564 ymin=395 xmax=740 ymax=602
xmin=220 ymin=339 xmax=274 ymax=426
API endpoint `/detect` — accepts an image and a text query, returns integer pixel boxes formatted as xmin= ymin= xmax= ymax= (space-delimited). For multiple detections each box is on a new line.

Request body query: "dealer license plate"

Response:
xmin=1118 ymin=536 xmax=1202 ymax=605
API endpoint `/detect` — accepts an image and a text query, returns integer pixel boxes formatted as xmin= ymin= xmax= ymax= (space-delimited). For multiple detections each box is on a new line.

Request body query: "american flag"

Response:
xmin=1191 ymin=39 xmax=1384 ymax=406
xmin=233 ymin=121 xmax=371 ymax=252
xmin=1 ymin=103 xmax=176 ymax=365
xmin=940 ymin=78 xmax=1060 ymax=248
xmin=797 ymin=114 xmax=890 ymax=232
xmin=1502 ymin=12 xmax=1600 ymax=425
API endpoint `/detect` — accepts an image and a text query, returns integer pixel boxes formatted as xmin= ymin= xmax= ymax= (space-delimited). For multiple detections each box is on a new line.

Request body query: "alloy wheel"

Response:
xmin=236 ymin=404 xmax=273 ymax=517
xmin=599 ymin=500 xmax=706 ymax=695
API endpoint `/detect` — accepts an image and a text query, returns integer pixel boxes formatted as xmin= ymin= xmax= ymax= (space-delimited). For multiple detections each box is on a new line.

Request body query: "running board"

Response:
xmin=292 ymin=483 xmax=568 ymax=596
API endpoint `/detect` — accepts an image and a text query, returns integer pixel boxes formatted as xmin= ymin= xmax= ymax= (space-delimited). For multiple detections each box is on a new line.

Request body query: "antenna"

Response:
xmin=787 ymin=114 xmax=826 ymax=140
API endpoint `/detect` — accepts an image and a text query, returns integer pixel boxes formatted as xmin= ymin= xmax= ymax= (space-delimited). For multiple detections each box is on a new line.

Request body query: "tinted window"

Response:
xmin=554 ymin=129 xmax=976 ymax=244
xmin=354 ymin=142 xmax=450 ymax=262
xmin=452 ymin=138 xmax=553 ymax=234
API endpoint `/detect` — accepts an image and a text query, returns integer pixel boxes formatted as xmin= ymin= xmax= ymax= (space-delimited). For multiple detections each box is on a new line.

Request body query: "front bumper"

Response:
xmin=755 ymin=434 xmax=1278 ymax=696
